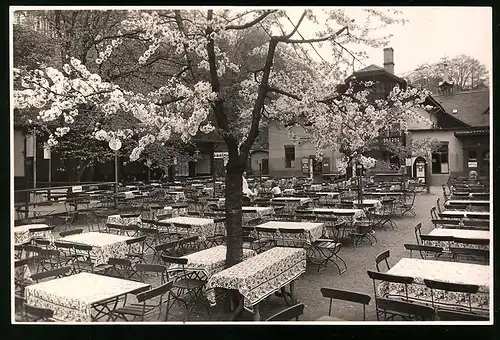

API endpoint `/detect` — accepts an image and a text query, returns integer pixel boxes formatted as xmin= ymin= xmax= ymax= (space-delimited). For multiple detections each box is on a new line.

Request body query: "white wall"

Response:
xmin=268 ymin=120 xmax=338 ymax=177
xmin=250 ymin=152 xmax=269 ymax=174
xmin=14 ymin=129 xmax=24 ymax=177
xmin=406 ymin=107 xmax=436 ymax=130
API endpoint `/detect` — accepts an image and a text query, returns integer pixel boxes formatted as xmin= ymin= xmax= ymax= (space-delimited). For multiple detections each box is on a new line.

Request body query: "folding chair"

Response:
xmin=375 ymin=250 xmax=391 ymax=272
xmin=22 ymin=304 xmax=56 ymax=322
xmin=30 ymin=266 xmax=72 ymax=283
xmin=134 ymin=263 xmax=169 ymax=286
xmin=153 ymin=240 xmax=181 ymax=263
xmin=375 ymin=298 xmax=435 ymax=321
xmin=112 ymin=281 xmax=174 ymax=321
xmin=424 ymin=279 xmax=480 ymax=312
xmin=316 ymin=288 xmax=371 ymax=321
xmin=437 ymin=309 xmax=489 ymax=321
xmin=400 ymin=191 xmax=416 ymax=218
xmin=254 ymin=226 xmax=278 ymax=251
xmin=367 ymin=270 xmax=414 ymax=318
xmin=311 ymin=236 xmax=347 ymax=274
xmin=449 ymin=247 xmax=489 ymax=265
xmin=204 ymin=218 xmax=226 ymax=247
xmin=266 ymin=303 xmax=305 ymax=321
xmin=59 ymin=228 xmax=84 ymax=238
xmin=162 ymin=256 xmax=207 ymax=321
xmin=126 ymin=235 xmax=147 ymax=264
xmin=404 ymin=244 xmax=444 ymax=259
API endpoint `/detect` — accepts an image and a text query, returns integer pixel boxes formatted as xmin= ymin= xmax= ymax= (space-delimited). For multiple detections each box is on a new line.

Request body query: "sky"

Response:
xmin=279 ymin=7 xmax=492 ymax=77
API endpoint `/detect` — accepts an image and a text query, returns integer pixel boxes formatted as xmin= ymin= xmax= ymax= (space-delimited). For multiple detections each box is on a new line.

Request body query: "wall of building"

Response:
xmin=14 ymin=128 xmax=25 ymax=177
xmin=195 ymin=151 xmax=211 ymax=175
xmin=408 ymin=130 xmax=464 ymax=185
xmin=249 ymin=151 xmax=269 ymax=175
xmin=406 ymin=107 xmax=436 ymax=130
xmin=268 ymin=121 xmax=338 ymax=177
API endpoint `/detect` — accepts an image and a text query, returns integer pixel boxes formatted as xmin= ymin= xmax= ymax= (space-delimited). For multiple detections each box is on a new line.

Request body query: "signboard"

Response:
xmin=108 ymin=138 xmax=122 ymax=151
xmin=214 ymin=152 xmax=229 ymax=159
xmin=302 ymin=158 xmax=309 ymax=174
xmin=43 ymin=143 xmax=51 ymax=159
xmin=468 ymin=161 xmax=477 ymax=168
xmin=26 ymin=135 xmax=34 ymax=157
xmin=405 ymin=158 xmax=412 ymax=167
xmin=415 ymin=162 xmax=426 ymax=180
xmin=72 ymin=185 xmax=83 ymax=193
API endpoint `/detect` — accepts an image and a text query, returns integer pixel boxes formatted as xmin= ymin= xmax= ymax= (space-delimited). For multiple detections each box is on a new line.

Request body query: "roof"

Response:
xmin=431 ymin=90 xmax=490 ymax=127
xmin=454 ymin=127 xmax=490 ymax=137
xmin=250 ymin=149 xmax=269 ymax=154
xmin=353 ymin=64 xmax=406 ymax=84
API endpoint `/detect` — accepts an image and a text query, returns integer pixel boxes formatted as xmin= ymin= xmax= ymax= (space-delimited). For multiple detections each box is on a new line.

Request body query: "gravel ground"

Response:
xmin=19 ymin=187 xmax=440 ymax=322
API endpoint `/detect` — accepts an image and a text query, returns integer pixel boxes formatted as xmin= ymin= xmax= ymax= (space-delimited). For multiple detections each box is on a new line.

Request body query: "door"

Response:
xmin=479 ymin=150 xmax=489 ymax=177
xmin=261 ymin=159 xmax=269 ymax=175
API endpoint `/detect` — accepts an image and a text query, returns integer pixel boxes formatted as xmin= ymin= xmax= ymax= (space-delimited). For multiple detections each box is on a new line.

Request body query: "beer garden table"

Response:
xmin=206 ymin=247 xmax=307 ymax=321
xmin=25 ymin=272 xmax=150 ymax=322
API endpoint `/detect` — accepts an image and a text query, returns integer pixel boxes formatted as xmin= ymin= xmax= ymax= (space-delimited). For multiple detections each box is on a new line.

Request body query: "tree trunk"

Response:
xmin=224 ymin=160 xmax=244 ymax=268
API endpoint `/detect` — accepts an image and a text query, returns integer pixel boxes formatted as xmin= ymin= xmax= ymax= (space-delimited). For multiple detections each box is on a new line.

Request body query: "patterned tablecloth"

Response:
xmin=378 ymin=258 xmax=490 ymax=312
xmin=166 ymin=191 xmax=186 ymax=202
xmin=445 ymin=199 xmax=490 ymax=206
xmin=169 ymin=245 xmax=257 ymax=283
xmin=159 ymin=216 xmax=216 ymax=241
xmin=25 ymin=272 xmax=150 ymax=322
xmin=156 ymin=206 xmax=188 ymax=219
xmin=206 ymin=247 xmax=307 ymax=311
xmin=13 ymin=224 xmax=54 ymax=246
xmin=283 ymin=188 xmax=296 ymax=195
xmin=440 ymin=211 xmax=490 ymax=220
xmin=424 ymin=228 xmax=490 ymax=250
xmin=106 ymin=214 xmax=141 ymax=227
xmin=253 ymin=221 xmax=324 ymax=244
xmin=311 ymin=208 xmax=366 ymax=223
xmin=61 ymin=232 xmax=140 ymax=266
xmin=316 ymin=192 xmax=340 ymax=203
xmin=351 ymin=199 xmax=382 ymax=211
xmin=242 ymin=206 xmax=274 ymax=223
xmin=271 ymin=197 xmax=312 ymax=211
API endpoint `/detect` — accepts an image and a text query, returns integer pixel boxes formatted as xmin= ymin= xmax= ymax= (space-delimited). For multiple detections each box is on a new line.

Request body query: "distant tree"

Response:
xmin=407 ymin=54 xmax=489 ymax=93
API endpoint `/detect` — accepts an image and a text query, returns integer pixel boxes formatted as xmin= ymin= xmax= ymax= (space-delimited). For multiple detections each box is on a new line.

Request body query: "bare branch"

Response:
xmin=281 ymin=11 xmax=307 ymax=39
xmin=279 ymin=25 xmax=349 ymax=44
xmin=267 ymin=86 xmax=302 ymax=101
xmin=225 ymin=10 xmax=277 ymax=30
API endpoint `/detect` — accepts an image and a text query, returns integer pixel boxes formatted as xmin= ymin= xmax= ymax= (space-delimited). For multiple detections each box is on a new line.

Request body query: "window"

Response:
xmin=284 ymin=145 xmax=295 ymax=168
xmin=431 ymin=143 xmax=449 ymax=174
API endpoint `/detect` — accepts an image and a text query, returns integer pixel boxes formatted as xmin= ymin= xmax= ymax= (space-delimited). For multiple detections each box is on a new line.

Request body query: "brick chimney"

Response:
xmin=383 ymin=47 xmax=394 ymax=74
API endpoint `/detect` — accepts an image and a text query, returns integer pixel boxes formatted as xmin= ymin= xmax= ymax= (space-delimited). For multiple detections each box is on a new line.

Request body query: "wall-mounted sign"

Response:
xmin=214 ymin=152 xmax=229 ymax=159
xmin=26 ymin=135 xmax=35 ymax=157
xmin=43 ymin=143 xmax=51 ymax=159
xmin=468 ymin=161 xmax=477 ymax=168
xmin=72 ymin=185 xmax=82 ymax=193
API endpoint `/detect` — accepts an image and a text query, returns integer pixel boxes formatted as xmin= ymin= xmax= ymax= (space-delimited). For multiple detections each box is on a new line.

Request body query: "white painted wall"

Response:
xmin=14 ymin=129 xmax=24 ymax=177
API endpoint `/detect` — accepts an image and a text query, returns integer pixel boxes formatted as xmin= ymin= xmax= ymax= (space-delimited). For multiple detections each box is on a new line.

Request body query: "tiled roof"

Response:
xmin=355 ymin=64 xmax=385 ymax=73
xmin=431 ymin=90 xmax=490 ymax=127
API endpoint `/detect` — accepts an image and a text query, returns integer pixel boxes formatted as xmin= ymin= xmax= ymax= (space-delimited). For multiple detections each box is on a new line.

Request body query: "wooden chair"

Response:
xmin=22 ymin=304 xmax=56 ymax=322
xmin=437 ymin=309 xmax=489 ymax=321
xmin=404 ymin=244 xmax=443 ymax=259
xmin=375 ymin=298 xmax=435 ymax=321
xmin=134 ymin=263 xmax=169 ymax=286
xmin=431 ymin=219 xmax=460 ymax=229
xmin=424 ymin=279 xmax=480 ymax=312
xmin=449 ymin=247 xmax=489 ymax=265
xmin=59 ymin=228 xmax=83 ymax=238
xmin=375 ymin=250 xmax=391 ymax=272
xmin=367 ymin=270 xmax=414 ymax=303
xmin=400 ymin=191 xmax=417 ymax=218
xmin=126 ymin=235 xmax=147 ymax=264
xmin=153 ymin=240 xmax=181 ymax=263
xmin=30 ymin=266 xmax=72 ymax=283
xmin=436 ymin=198 xmax=443 ymax=214
xmin=266 ymin=303 xmax=305 ymax=321
xmin=316 ymin=288 xmax=371 ymax=321
xmin=161 ymin=256 xmax=206 ymax=321
xmin=414 ymin=223 xmax=422 ymax=244
xmin=430 ymin=206 xmax=438 ymax=220
xmin=112 ymin=281 xmax=172 ymax=321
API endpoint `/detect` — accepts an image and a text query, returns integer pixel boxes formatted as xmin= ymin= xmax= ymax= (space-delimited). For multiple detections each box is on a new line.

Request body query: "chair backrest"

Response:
xmin=430 ymin=206 xmax=438 ymax=220
xmin=375 ymin=250 xmax=390 ymax=272
xmin=154 ymin=240 xmax=179 ymax=253
xmin=28 ymin=225 xmax=55 ymax=233
xmin=31 ymin=266 xmax=71 ymax=282
xmin=136 ymin=280 xmax=174 ymax=303
xmin=134 ymin=263 xmax=169 ymax=284
xmin=423 ymin=279 xmax=479 ymax=294
xmin=452 ymin=237 xmax=489 ymax=246
xmin=449 ymin=247 xmax=489 ymax=262
xmin=161 ymin=255 xmax=188 ymax=266
xmin=404 ymin=244 xmax=443 ymax=259
xmin=436 ymin=198 xmax=442 ymax=213
xmin=120 ymin=213 xmax=141 ymax=218
xmin=437 ymin=309 xmax=489 ymax=321
xmin=419 ymin=235 xmax=454 ymax=243
xmin=431 ymin=219 xmax=460 ymax=228
xmin=414 ymin=223 xmax=422 ymax=244
xmin=126 ymin=235 xmax=147 ymax=245
xmin=178 ymin=235 xmax=199 ymax=246
xmin=24 ymin=304 xmax=55 ymax=321
xmin=266 ymin=303 xmax=305 ymax=321
xmin=59 ymin=228 xmax=83 ymax=237
xmin=108 ymin=257 xmax=132 ymax=267
xmin=320 ymin=287 xmax=371 ymax=320
xmin=375 ymin=298 xmax=435 ymax=321
xmin=367 ymin=270 xmax=414 ymax=285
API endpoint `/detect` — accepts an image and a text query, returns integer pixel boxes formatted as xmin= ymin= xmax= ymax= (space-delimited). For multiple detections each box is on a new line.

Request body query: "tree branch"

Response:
xmin=279 ymin=25 xmax=349 ymax=44
xmin=174 ymin=10 xmax=196 ymax=80
xmin=267 ymin=86 xmax=301 ymax=101
xmin=225 ymin=10 xmax=277 ymax=30
xmin=281 ymin=11 xmax=307 ymax=39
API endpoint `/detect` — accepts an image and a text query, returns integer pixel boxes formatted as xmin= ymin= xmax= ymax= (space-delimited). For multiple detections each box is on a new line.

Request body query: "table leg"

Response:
xmin=228 ymin=294 xmax=244 ymax=321
xmin=253 ymin=303 xmax=261 ymax=321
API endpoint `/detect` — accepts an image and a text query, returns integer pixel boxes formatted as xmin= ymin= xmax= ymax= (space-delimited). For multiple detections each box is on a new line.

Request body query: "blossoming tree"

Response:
xmin=15 ymin=8 xmax=433 ymax=268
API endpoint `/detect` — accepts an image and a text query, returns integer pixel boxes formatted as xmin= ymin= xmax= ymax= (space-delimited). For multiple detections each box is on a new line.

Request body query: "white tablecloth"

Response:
xmin=25 ymin=272 xmax=150 ymax=322
xmin=206 ymin=247 xmax=306 ymax=311
xmin=311 ymin=208 xmax=366 ymax=222
xmin=61 ymin=232 xmax=139 ymax=265
xmin=440 ymin=211 xmax=490 ymax=219
xmin=351 ymin=199 xmax=382 ymax=211
xmin=429 ymin=228 xmax=489 ymax=239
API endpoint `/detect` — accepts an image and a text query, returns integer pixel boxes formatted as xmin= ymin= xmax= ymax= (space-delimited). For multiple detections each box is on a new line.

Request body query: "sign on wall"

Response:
xmin=468 ymin=161 xmax=477 ymax=168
